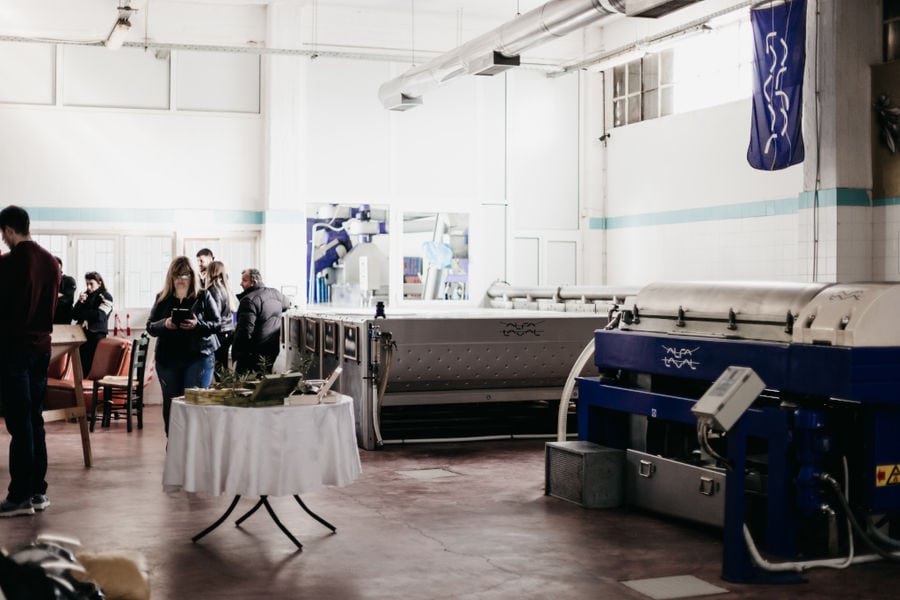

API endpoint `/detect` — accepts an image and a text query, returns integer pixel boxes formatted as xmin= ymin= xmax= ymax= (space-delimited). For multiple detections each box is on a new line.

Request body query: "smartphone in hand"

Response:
xmin=171 ymin=308 xmax=192 ymax=324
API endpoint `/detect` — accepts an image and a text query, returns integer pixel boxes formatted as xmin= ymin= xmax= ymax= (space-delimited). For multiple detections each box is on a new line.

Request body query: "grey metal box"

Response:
xmin=625 ymin=449 xmax=726 ymax=527
xmin=545 ymin=441 xmax=624 ymax=509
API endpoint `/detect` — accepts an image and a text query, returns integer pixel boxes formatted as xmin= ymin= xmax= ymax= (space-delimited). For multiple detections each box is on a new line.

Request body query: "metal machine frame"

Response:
xmin=577 ymin=282 xmax=900 ymax=582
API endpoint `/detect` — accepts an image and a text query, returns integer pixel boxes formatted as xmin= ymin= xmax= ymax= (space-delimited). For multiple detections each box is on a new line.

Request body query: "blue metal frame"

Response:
xmin=577 ymin=328 xmax=900 ymax=583
xmin=576 ymin=379 xmax=796 ymax=560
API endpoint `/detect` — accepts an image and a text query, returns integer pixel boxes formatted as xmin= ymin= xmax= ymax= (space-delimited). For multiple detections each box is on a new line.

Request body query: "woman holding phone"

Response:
xmin=146 ymin=256 xmax=221 ymax=434
xmin=72 ymin=271 xmax=113 ymax=375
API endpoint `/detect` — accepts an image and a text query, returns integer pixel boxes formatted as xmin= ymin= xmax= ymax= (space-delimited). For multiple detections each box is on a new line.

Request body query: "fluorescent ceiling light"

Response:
xmin=105 ymin=5 xmax=135 ymax=50
xmin=383 ymin=93 xmax=423 ymax=112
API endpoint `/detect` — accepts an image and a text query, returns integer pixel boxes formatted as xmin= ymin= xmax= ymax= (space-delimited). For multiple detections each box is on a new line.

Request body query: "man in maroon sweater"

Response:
xmin=0 ymin=205 xmax=60 ymax=517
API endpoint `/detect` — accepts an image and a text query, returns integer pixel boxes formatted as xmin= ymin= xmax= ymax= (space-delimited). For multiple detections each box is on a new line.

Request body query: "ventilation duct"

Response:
xmin=378 ymin=0 xmax=701 ymax=110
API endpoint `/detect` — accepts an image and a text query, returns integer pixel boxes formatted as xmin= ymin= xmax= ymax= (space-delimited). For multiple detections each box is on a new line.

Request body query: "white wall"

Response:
xmin=593 ymin=98 xmax=804 ymax=286
xmin=0 ymin=105 xmax=262 ymax=211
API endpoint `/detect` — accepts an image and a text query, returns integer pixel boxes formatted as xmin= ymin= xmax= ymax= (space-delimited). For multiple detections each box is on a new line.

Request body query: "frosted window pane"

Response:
xmin=33 ymin=235 xmax=68 ymax=260
xmin=125 ymin=236 xmax=173 ymax=309
xmin=75 ymin=239 xmax=116 ymax=316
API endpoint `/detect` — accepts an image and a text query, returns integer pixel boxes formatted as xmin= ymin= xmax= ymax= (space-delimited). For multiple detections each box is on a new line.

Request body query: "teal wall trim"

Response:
xmin=29 ymin=207 xmax=264 ymax=225
xmin=873 ymin=196 xmax=900 ymax=207
xmin=589 ymin=188 xmax=870 ymax=230
xmin=589 ymin=197 xmax=798 ymax=230
xmin=263 ymin=209 xmax=306 ymax=224
xmin=798 ymin=188 xmax=870 ymax=209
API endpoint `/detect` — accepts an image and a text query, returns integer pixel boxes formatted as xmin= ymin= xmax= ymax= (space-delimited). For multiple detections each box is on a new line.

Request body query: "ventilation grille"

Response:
xmin=545 ymin=441 xmax=624 ymax=509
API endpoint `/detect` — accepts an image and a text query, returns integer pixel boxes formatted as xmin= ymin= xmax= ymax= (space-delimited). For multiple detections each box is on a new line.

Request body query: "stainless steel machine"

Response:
xmin=577 ymin=281 xmax=900 ymax=582
xmin=284 ymin=285 xmax=634 ymax=450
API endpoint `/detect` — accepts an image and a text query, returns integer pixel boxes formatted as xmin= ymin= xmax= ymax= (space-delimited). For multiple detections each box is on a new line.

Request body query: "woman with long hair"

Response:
xmin=146 ymin=256 xmax=221 ymax=434
xmin=72 ymin=271 xmax=113 ymax=375
xmin=205 ymin=260 xmax=236 ymax=379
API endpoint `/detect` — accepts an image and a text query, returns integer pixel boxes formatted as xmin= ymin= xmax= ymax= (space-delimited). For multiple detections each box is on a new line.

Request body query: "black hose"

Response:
xmin=819 ymin=473 xmax=900 ymax=561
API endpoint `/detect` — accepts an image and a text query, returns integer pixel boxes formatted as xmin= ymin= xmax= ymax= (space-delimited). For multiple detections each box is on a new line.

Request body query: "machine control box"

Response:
xmin=691 ymin=366 xmax=764 ymax=431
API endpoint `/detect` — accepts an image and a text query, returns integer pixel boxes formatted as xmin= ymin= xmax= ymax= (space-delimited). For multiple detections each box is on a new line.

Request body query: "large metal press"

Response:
xmin=285 ymin=284 xmax=634 ymax=450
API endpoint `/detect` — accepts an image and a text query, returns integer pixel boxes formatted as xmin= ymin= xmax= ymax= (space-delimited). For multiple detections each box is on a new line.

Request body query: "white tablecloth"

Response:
xmin=162 ymin=395 xmax=361 ymax=497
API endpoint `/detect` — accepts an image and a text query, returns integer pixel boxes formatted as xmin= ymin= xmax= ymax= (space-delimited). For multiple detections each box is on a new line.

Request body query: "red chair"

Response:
xmin=45 ymin=337 xmax=131 ymax=415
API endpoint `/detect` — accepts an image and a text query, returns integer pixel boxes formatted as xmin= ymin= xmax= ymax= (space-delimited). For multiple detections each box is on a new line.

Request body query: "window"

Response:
xmin=30 ymin=231 xmax=258 ymax=325
xmin=124 ymin=236 xmax=174 ymax=308
xmin=183 ymin=236 xmax=258 ymax=283
xmin=610 ymin=17 xmax=752 ymax=127
xmin=886 ymin=0 xmax=900 ymax=62
xmin=612 ymin=50 xmax=675 ymax=127
xmin=32 ymin=234 xmax=67 ymax=260
xmin=75 ymin=238 xmax=116 ymax=299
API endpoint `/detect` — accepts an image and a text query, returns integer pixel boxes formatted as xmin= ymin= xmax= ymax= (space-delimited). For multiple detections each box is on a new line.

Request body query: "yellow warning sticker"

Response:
xmin=876 ymin=464 xmax=900 ymax=487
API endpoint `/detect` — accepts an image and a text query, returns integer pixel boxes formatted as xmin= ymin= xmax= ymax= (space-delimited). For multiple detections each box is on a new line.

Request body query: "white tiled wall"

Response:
xmin=872 ymin=205 xmax=900 ymax=281
xmin=603 ymin=213 xmax=799 ymax=286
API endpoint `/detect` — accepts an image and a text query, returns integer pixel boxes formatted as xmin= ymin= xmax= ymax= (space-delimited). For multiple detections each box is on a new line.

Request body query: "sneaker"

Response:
xmin=31 ymin=494 xmax=50 ymax=511
xmin=0 ymin=497 xmax=35 ymax=517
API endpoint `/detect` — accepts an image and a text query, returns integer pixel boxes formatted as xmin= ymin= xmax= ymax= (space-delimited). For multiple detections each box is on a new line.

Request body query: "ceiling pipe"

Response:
xmin=378 ymin=0 xmax=625 ymax=110
xmin=378 ymin=0 xmax=701 ymax=110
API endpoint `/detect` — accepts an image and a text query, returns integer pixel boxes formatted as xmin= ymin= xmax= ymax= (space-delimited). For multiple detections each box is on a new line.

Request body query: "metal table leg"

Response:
xmin=193 ymin=495 xmax=337 ymax=550
xmin=294 ymin=496 xmax=336 ymax=532
xmin=260 ymin=497 xmax=304 ymax=550
xmin=235 ymin=498 xmax=265 ymax=526
xmin=192 ymin=495 xmax=241 ymax=543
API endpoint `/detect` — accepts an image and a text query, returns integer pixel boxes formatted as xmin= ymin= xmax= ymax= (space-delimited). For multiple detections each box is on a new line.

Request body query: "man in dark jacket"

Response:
xmin=53 ymin=256 xmax=76 ymax=325
xmin=0 ymin=206 xmax=60 ymax=517
xmin=233 ymin=268 xmax=291 ymax=376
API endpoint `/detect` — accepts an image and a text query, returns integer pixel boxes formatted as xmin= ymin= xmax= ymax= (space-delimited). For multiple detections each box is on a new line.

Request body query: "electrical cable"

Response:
xmin=372 ymin=332 xmax=394 ymax=447
xmin=743 ymin=456 xmax=900 ymax=572
xmin=555 ymin=311 xmax=621 ymax=442
xmin=818 ymin=472 xmax=900 ymax=562
xmin=556 ymin=337 xmax=595 ymax=442
xmin=696 ymin=420 xmax=733 ymax=471
xmin=867 ymin=517 xmax=900 ymax=549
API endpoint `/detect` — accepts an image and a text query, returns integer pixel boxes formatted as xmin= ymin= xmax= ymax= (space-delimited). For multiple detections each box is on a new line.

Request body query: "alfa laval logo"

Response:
xmin=499 ymin=321 xmax=544 ymax=337
xmin=661 ymin=345 xmax=700 ymax=370
xmin=828 ymin=290 xmax=864 ymax=301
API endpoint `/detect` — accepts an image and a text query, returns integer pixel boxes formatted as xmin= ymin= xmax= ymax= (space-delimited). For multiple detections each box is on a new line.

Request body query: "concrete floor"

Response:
xmin=2 ymin=406 xmax=895 ymax=599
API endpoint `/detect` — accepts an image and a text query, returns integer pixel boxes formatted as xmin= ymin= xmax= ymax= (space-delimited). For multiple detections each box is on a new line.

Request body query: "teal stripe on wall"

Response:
xmin=874 ymin=196 xmax=900 ymax=207
xmin=798 ymin=188 xmax=870 ymax=209
xmin=590 ymin=188 xmax=871 ymax=230
xmin=29 ymin=207 xmax=264 ymax=225
xmin=262 ymin=209 xmax=306 ymax=224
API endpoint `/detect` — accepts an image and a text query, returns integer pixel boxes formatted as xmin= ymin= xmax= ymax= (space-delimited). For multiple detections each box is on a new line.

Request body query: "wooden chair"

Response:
xmin=91 ymin=333 xmax=150 ymax=433
xmin=46 ymin=336 xmax=132 ymax=416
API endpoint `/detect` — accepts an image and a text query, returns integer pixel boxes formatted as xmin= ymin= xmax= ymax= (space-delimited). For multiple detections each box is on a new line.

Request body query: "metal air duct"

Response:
xmin=378 ymin=0 xmax=700 ymax=110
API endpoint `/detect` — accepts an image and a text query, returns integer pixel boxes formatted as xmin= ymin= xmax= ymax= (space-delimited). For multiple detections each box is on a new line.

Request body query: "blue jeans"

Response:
xmin=156 ymin=354 xmax=214 ymax=435
xmin=1 ymin=351 xmax=51 ymax=503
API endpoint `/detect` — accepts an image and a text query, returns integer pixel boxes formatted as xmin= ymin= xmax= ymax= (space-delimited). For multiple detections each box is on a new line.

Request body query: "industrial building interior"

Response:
xmin=2 ymin=0 xmax=900 ymax=598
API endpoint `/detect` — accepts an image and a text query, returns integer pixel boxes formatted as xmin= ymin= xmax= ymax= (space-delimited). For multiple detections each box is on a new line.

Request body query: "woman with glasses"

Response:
xmin=146 ymin=256 xmax=221 ymax=434
xmin=72 ymin=271 xmax=113 ymax=375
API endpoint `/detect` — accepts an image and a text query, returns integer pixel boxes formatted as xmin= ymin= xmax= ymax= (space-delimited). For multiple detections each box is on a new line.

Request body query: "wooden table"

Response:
xmin=48 ymin=324 xmax=91 ymax=467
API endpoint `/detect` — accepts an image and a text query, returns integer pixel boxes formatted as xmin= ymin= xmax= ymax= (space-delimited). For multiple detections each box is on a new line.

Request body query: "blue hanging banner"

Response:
xmin=747 ymin=0 xmax=806 ymax=171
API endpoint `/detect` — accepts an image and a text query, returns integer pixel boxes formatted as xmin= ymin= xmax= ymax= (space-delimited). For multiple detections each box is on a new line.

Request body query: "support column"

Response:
xmin=262 ymin=4 xmax=308 ymax=294
xmin=799 ymin=0 xmax=880 ymax=282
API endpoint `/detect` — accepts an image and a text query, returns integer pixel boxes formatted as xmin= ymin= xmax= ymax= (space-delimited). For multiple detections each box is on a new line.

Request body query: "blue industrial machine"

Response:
xmin=306 ymin=204 xmax=389 ymax=305
xmin=576 ymin=281 xmax=900 ymax=582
